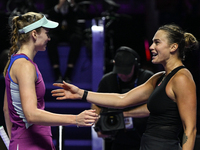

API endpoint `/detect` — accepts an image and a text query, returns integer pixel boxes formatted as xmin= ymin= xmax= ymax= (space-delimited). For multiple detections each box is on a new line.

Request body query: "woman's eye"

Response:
xmin=46 ymin=33 xmax=50 ymax=38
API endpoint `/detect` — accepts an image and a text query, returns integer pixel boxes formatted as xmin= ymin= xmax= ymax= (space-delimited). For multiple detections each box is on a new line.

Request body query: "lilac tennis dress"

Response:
xmin=5 ymin=54 xmax=55 ymax=150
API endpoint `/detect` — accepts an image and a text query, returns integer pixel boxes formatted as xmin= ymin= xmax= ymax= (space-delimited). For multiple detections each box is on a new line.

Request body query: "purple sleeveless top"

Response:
xmin=5 ymin=54 xmax=55 ymax=150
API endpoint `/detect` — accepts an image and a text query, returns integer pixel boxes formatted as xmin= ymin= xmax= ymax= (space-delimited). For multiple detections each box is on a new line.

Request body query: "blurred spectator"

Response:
xmin=92 ymin=46 xmax=153 ymax=150
xmin=44 ymin=0 xmax=91 ymax=82
xmin=3 ymin=0 xmax=39 ymax=54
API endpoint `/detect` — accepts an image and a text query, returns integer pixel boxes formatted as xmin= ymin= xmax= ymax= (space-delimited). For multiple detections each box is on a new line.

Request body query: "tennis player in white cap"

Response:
xmin=3 ymin=12 xmax=99 ymax=150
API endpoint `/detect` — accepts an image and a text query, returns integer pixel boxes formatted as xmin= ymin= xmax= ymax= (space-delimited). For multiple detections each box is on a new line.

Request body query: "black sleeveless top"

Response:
xmin=146 ymin=66 xmax=185 ymax=140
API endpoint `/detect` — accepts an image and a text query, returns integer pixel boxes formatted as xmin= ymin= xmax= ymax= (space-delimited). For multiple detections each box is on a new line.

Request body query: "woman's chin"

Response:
xmin=151 ymin=59 xmax=159 ymax=64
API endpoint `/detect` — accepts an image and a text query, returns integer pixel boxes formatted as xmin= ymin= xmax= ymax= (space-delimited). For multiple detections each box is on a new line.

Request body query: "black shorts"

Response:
xmin=140 ymin=133 xmax=182 ymax=150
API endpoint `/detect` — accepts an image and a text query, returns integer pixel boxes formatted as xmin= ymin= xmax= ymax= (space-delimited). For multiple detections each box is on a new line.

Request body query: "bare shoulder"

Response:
xmin=172 ymin=68 xmax=194 ymax=84
xmin=14 ymin=58 xmax=35 ymax=72
xmin=170 ymin=68 xmax=196 ymax=106
xmin=12 ymin=58 xmax=36 ymax=83
xmin=170 ymin=68 xmax=196 ymax=98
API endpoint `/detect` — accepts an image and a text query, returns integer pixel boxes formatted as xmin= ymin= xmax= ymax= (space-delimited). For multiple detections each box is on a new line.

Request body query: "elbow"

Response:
xmin=23 ymin=107 xmax=40 ymax=124
xmin=25 ymin=115 xmax=34 ymax=124
xmin=24 ymin=112 xmax=37 ymax=124
xmin=114 ymin=100 xmax=126 ymax=109
xmin=3 ymin=105 xmax=9 ymax=115
xmin=115 ymin=95 xmax=129 ymax=109
xmin=146 ymin=107 xmax=150 ymax=116
xmin=117 ymin=100 xmax=135 ymax=109
xmin=146 ymin=110 xmax=150 ymax=117
xmin=184 ymin=125 xmax=197 ymax=137
xmin=121 ymin=103 xmax=128 ymax=109
xmin=190 ymin=127 xmax=197 ymax=139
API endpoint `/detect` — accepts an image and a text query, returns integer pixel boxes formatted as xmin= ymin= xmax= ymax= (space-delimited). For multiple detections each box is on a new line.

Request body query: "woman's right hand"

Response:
xmin=76 ymin=109 xmax=99 ymax=127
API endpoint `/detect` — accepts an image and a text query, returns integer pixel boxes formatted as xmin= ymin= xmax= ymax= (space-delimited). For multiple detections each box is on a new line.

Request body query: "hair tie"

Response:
xmin=33 ymin=15 xmax=36 ymax=22
xmin=18 ymin=15 xmax=23 ymax=20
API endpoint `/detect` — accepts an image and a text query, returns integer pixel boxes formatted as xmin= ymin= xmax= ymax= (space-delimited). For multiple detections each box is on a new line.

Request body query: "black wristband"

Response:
xmin=82 ymin=90 xmax=88 ymax=101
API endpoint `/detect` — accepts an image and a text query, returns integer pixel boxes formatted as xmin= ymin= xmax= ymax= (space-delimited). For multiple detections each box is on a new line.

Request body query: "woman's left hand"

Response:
xmin=52 ymin=81 xmax=82 ymax=100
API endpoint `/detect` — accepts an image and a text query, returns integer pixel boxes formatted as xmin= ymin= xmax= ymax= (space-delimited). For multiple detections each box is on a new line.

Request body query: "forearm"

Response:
xmin=86 ymin=90 xmax=126 ymax=109
xmin=82 ymin=86 xmax=149 ymax=109
xmin=26 ymin=109 xmax=76 ymax=126
xmin=52 ymin=81 xmax=149 ymax=107
xmin=4 ymin=110 xmax=12 ymax=139
xmin=182 ymin=128 xmax=196 ymax=150
xmin=3 ymin=90 xmax=12 ymax=138
xmin=123 ymin=104 xmax=150 ymax=118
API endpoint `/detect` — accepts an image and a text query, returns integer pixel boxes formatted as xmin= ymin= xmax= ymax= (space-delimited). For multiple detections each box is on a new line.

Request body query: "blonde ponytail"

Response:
xmin=3 ymin=12 xmax=43 ymax=77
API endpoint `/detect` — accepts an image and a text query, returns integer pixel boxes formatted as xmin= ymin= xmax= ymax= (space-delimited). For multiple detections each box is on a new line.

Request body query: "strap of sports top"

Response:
xmin=8 ymin=54 xmax=29 ymax=71
xmin=166 ymin=66 xmax=186 ymax=81
xmin=8 ymin=54 xmax=39 ymax=79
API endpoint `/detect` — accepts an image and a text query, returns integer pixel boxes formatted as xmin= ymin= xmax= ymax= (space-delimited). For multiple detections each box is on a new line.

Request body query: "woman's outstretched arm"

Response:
xmin=52 ymin=72 xmax=163 ymax=109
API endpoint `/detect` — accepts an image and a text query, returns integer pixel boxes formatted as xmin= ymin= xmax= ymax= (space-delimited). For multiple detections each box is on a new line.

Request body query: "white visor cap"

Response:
xmin=18 ymin=15 xmax=59 ymax=34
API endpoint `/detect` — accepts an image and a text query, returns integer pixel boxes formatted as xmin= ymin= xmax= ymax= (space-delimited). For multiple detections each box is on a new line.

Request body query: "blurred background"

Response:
xmin=0 ymin=0 xmax=200 ymax=150
xmin=1 ymin=0 xmax=200 ymax=73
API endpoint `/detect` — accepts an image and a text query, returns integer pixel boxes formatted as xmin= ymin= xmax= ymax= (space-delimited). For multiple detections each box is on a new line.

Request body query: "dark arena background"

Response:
xmin=0 ymin=0 xmax=200 ymax=150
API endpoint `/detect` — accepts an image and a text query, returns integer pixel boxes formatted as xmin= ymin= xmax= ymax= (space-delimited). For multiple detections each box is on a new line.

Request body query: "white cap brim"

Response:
xmin=42 ymin=19 xmax=58 ymax=29
xmin=18 ymin=15 xmax=59 ymax=34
